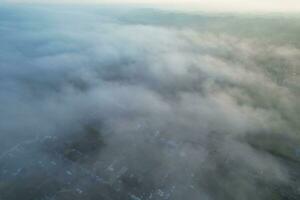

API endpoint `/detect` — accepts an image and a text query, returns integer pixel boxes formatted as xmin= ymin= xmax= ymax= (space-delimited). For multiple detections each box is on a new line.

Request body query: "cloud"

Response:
xmin=0 ymin=5 xmax=299 ymax=200
xmin=4 ymin=0 xmax=300 ymax=13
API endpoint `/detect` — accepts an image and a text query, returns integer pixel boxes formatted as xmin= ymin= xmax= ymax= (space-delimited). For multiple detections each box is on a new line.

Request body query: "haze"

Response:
xmin=0 ymin=2 xmax=299 ymax=200
xmin=5 ymin=0 xmax=300 ymax=12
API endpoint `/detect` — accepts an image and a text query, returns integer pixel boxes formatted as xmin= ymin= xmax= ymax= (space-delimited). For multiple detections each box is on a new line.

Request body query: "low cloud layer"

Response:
xmin=0 ymin=5 xmax=299 ymax=200
xmin=5 ymin=0 xmax=300 ymax=13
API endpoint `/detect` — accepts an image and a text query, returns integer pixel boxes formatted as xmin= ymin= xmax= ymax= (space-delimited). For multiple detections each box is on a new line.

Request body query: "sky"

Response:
xmin=4 ymin=0 xmax=300 ymax=13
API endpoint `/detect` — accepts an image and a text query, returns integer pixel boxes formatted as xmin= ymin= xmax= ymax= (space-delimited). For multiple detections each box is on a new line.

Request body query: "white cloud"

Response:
xmin=0 ymin=5 xmax=299 ymax=200
xmin=5 ymin=0 xmax=300 ymax=12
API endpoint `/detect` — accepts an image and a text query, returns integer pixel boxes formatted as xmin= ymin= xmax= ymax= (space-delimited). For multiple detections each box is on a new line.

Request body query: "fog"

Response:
xmin=5 ymin=0 xmax=300 ymax=13
xmin=0 ymin=5 xmax=299 ymax=200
